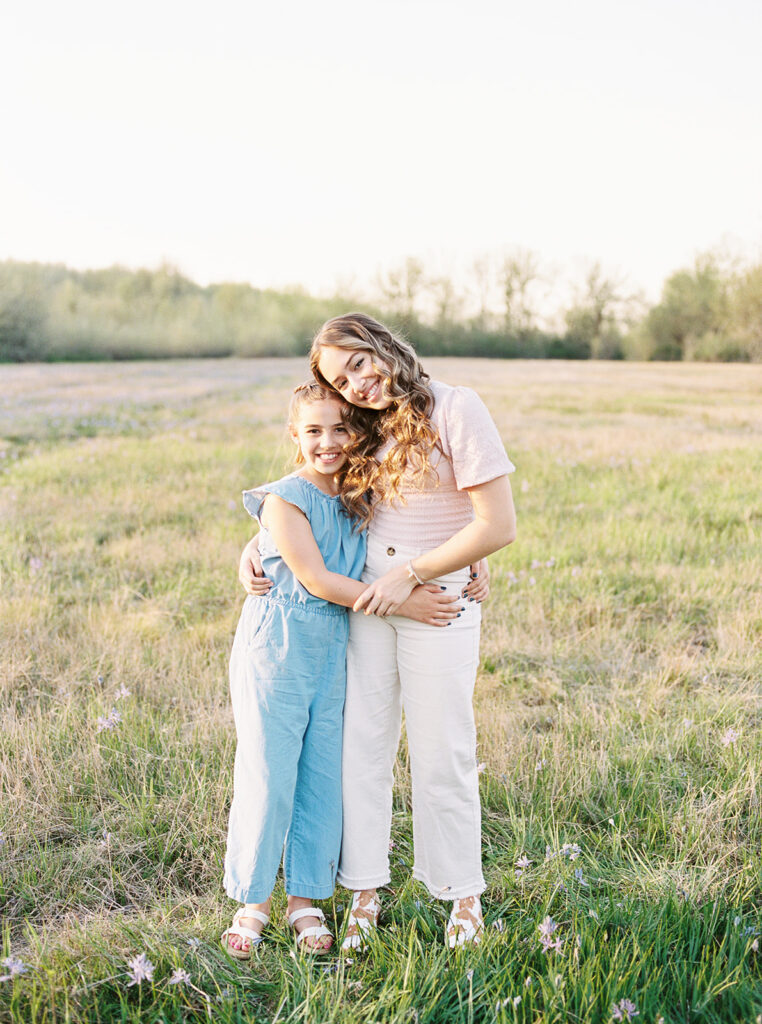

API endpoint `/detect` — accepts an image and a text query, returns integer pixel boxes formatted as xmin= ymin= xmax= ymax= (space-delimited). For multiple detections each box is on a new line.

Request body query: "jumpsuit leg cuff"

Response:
xmin=283 ymin=880 xmax=337 ymax=900
xmin=224 ymin=879 xmax=276 ymax=905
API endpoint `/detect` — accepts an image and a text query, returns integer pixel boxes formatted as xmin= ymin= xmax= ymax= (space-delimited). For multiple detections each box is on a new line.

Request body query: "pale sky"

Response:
xmin=2 ymin=0 xmax=761 ymax=308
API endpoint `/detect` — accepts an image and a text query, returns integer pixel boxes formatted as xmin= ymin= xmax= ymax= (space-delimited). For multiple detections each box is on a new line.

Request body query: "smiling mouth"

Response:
xmin=363 ymin=380 xmax=381 ymax=402
xmin=317 ymin=452 xmax=342 ymax=463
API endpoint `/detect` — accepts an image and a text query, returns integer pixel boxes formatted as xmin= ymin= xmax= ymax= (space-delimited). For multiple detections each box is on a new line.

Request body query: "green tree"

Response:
xmin=563 ymin=264 xmax=626 ymax=359
xmin=640 ymin=255 xmax=728 ymax=361
xmin=0 ymin=284 xmax=47 ymax=361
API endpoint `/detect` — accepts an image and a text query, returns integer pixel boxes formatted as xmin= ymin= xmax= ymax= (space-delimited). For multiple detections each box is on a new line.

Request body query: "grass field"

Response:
xmin=1 ymin=358 xmax=761 ymax=1024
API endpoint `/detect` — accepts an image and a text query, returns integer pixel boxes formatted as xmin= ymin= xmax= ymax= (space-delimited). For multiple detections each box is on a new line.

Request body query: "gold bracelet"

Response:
xmin=406 ymin=560 xmax=425 ymax=586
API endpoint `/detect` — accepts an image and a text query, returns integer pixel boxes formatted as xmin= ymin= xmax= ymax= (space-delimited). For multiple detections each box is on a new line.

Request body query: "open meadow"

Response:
xmin=1 ymin=358 xmax=761 ymax=1024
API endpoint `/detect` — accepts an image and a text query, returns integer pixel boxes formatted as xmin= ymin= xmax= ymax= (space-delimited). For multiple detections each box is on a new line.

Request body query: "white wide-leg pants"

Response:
xmin=337 ymin=538 xmax=485 ymax=900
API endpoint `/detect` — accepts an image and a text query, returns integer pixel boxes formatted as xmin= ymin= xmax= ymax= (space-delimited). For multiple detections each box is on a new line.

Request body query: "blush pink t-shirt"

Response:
xmin=368 ymin=380 xmax=515 ymax=550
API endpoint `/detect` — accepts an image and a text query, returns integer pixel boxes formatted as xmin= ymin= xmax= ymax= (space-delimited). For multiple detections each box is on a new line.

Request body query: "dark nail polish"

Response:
xmin=440 ymin=586 xmax=447 ymax=591
xmin=446 ymin=622 xmax=452 ymax=626
xmin=471 ymin=572 xmax=478 ymax=579
xmin=456 ymin=613 xmax=461 ymax=618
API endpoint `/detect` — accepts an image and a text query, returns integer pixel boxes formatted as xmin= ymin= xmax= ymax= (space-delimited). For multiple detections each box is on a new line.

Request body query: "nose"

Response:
xmin=348 ymin=375 xmax=365 ymax=400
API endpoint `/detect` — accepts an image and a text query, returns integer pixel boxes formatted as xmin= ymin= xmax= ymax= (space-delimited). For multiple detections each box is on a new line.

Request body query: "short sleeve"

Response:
xmin=438 ymin=386 xmax=515 ymax=490
xmin=242 ymin=475 xmax=311 ymax=525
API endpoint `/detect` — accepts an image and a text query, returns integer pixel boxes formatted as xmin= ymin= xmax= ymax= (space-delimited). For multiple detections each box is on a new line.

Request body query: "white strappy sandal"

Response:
xmin=221 ymin=906 xmax=270 ymax=960
xmin=341 ymin=890 xmax=381 ymax=951
xmin=287 ymin=906 xmax=334 ymax=954
xmin=446 ymin=896 xmax=484 ymax=949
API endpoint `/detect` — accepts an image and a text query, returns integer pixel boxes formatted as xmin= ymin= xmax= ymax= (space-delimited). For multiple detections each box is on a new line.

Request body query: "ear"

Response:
xmin=288 ymin=425 xmax=299 ymax=445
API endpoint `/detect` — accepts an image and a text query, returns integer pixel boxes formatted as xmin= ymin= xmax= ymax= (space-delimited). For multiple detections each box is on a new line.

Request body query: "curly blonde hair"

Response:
xmin=309 ymin=313 xmax=440 ymax=527
xmin=287 ymin=380 xmax=369 ymax=526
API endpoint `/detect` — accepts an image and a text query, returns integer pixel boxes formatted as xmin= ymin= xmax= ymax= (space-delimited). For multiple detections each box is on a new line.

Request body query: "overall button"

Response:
xmin=386 ymin=546 xmax=396 ymax=556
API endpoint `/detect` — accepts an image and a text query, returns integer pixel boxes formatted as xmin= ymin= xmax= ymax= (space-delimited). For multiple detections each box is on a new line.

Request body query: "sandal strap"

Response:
xmin=287 ymin=906 xmax=326 ymax=927
xmin=295 ymin=924 xmax=333 ymax=945
xmin=447 ymin=899 xmax=483 ymax=948
xmin=222 ymin=924 xmax=264 ymax=944
xmin=350 ymin=891 xmax=381 ymax=915
xmin=236 ymin=907 xmax=270 ymax=927
xmin=350 ymin=914 xmax=375 ymax=933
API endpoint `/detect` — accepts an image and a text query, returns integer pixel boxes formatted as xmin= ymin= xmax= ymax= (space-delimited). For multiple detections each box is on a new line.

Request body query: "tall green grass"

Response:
xmin=1 ymin=359 xmax=761 ymax=1023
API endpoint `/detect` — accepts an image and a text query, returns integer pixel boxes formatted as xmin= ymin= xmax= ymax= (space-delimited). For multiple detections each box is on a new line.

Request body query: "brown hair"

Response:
xmin=309 ymin=313 xmax=439 ymax=526
xmin=287 ymin=380 xmax=370 ymax=525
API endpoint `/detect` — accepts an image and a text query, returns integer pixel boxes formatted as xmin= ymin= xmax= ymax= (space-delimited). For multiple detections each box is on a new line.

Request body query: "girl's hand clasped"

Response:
xmin=352 ymin=564 xmax=416 ymax=617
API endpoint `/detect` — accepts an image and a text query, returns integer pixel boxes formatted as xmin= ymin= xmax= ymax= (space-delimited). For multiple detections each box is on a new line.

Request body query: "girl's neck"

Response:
xmin=296 ymin=467 xmax=340 ymax=496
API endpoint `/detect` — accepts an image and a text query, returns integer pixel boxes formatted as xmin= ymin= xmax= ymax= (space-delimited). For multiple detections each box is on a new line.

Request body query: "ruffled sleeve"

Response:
xmin=438 ymin=386 xmax=515 ymax=490
xmin=242 ymin=475 xmax=311 ymax=525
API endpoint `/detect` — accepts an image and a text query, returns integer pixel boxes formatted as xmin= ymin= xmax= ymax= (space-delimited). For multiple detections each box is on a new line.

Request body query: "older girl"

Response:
xmin=241 ymin=315 xmax=515 ymax=947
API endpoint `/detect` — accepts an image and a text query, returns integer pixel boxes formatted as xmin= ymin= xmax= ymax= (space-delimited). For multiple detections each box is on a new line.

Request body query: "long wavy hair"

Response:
xmin=287 ymin=380 xmax=369 ymax=525
xmin=309 ymin=313 xmax=439 ymax=526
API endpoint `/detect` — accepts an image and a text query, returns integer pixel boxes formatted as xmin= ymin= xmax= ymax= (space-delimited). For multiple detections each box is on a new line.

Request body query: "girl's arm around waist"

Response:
xmin=354 ymin=474 xmax=516 ymax=617
xmin=262 ymin=495 xmax=461 ymax=626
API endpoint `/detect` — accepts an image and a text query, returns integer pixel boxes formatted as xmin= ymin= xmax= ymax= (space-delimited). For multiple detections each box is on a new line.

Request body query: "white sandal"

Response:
xmin=446 ymin=896 xmax=483 ymax=948
xmin=221 ymin=906 xmax=270 ymax=960
xmin=287 ymin=906 xmax=334 ymax=954
xmin=341 ymin=890 xmax=381 ymax=951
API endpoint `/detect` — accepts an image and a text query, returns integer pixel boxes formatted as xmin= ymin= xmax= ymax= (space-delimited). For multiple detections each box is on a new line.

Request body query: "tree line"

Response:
xmin=1 ymin=251 xmax=760 ymax=362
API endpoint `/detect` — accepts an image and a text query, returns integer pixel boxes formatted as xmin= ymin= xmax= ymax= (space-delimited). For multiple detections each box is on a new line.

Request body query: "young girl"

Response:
xmin=222 ymin=381 xmax=461 ymax=957
xmin=240 ymin=315 xmax=516 ymax=949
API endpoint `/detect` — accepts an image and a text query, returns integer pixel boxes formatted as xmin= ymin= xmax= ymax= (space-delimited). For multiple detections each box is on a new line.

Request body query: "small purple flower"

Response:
xmin=29 ymin=557 xmax=43 ymax=573
xmin=574 ymin=867 xmax=589 ymax=887
xmin=721 ymin=727 xmax=739 ymax=748
xmin=515 ymin=854 xmax=532 ymax=879
xmin=611 ymin=998 xmax=639 ymax=1021
xmin=538 ymin=916 xmax=557 ymax=940
xmin=115 ymin=685 xmax=131 ymax=701
xmin=96 ymin=708 xmax=122 ymax=733
xmin=0 ymin=956 xmax=27 ymax=981
xmin=168 ymin=969 xmax=191 ymax=985
xmin=126 ymin=952 xmax=155 ymax=986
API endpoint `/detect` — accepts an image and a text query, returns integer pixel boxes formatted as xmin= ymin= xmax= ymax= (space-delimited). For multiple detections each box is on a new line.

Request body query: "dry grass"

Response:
xmin=1 ymin=358 xmax=761 ymax=1023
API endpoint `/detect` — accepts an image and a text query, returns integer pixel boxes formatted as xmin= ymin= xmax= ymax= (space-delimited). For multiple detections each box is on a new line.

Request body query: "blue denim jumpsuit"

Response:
xmin=223 ymin=475 xmax=367 ymax=903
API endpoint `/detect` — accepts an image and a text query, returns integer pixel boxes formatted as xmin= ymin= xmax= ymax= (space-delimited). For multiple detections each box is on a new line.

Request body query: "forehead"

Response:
xmin=317 ymin=344 xmax=365 ymax=382
xmin=294 ymin=396 xmax=345 ymax=424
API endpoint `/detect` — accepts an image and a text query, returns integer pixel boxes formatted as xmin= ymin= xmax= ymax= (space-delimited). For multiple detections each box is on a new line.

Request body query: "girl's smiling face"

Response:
xmin=317 ymin=345 xmax=393 ymax=410
xmin=290 ymin=397 xmax=350 ymax=482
